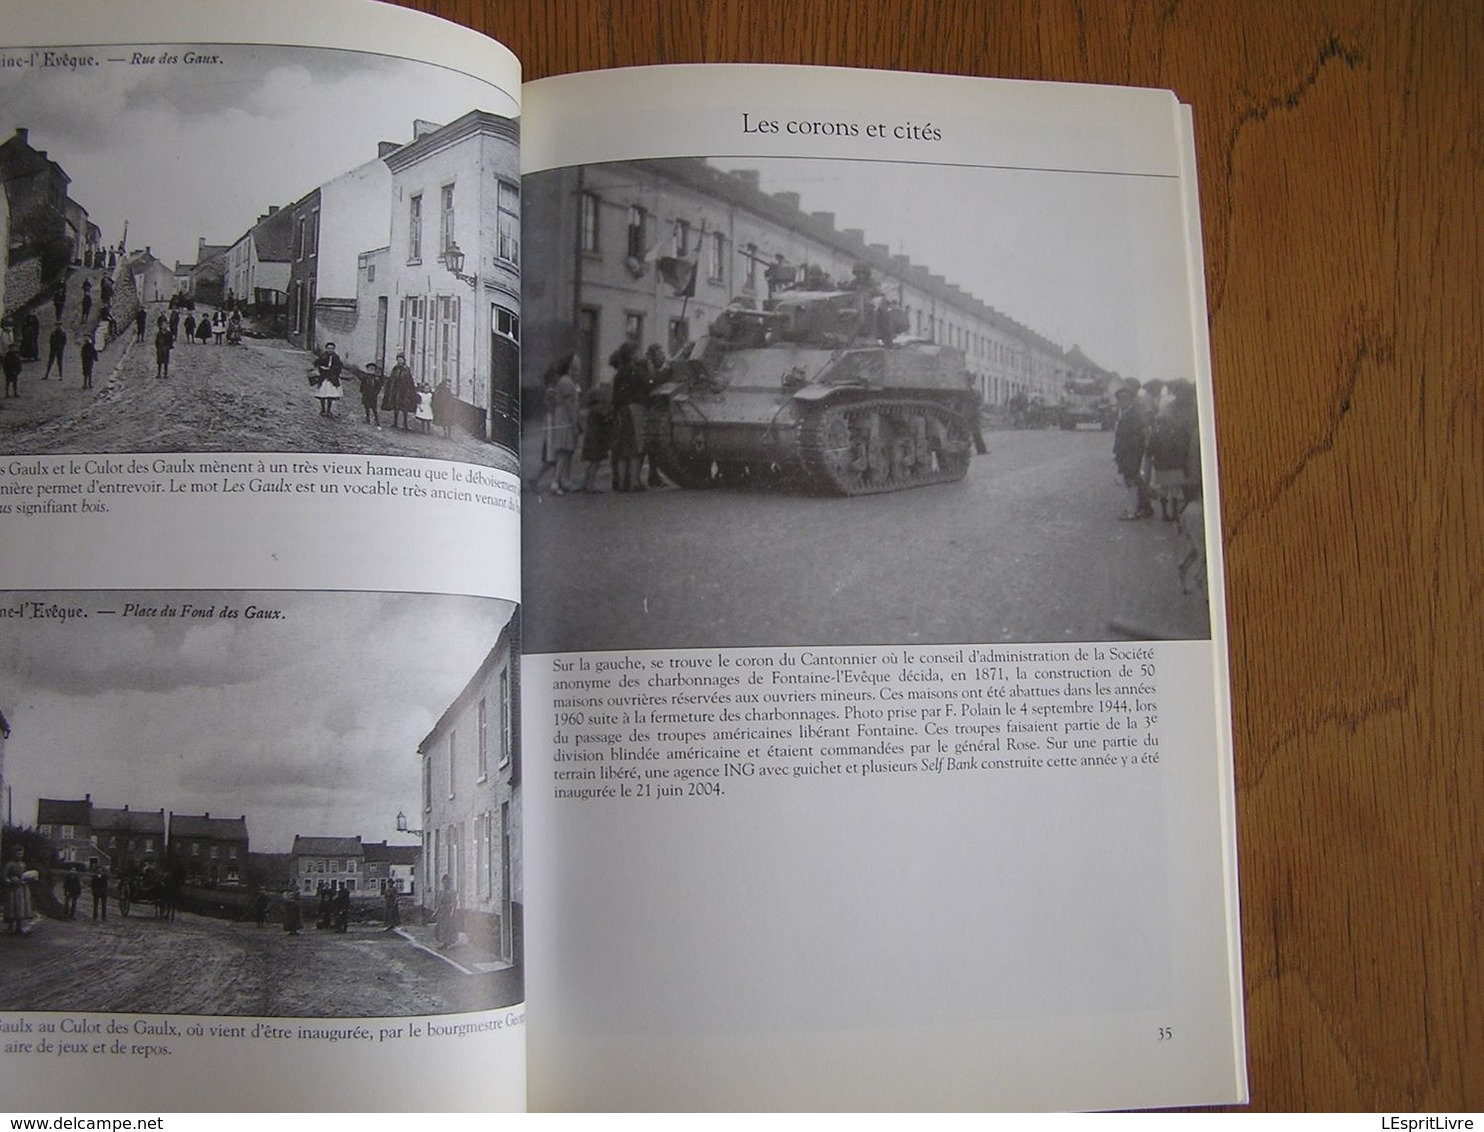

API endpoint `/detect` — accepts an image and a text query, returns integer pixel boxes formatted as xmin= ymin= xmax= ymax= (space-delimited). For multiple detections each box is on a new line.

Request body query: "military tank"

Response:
xmin=647 ymin=281 xmax=983 ymax=495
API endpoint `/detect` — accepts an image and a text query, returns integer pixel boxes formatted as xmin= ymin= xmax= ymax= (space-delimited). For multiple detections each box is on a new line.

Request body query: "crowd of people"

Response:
xmin=528 ymin=340 xmax=673 ymax=496
xmin=141 ymin=297 xmax=250 ymax=381
xmin=1 ymin=273 xmax=114 ymax=399
xmin=333 ymin=346 xmax=453 ymax=435
xmin=1111 ymin=377 xmax=1202 ymax=522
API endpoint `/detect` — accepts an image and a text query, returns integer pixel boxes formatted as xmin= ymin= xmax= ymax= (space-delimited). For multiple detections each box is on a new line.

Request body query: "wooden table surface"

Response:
xmin=394 ymin=0 xmax=1482 ymax=1112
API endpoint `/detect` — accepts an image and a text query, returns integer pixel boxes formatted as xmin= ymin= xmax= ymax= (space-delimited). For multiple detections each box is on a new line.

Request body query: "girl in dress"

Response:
xmin=311 ymin=343 xmax=344 ymax=417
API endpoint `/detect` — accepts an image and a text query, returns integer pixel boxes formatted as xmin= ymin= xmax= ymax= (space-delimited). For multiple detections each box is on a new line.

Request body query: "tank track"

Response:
xmin=796 ymin=397 xmax=973 ymax=496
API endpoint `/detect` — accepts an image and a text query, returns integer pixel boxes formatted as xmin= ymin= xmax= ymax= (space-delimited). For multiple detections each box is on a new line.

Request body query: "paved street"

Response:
xmin=0 ymin=296 xmax=516 ymax=473
xmin=522 ymin=426 xmax=1212 ymax=652
xmin=0 ymin=907 xmax=520 ymax=1017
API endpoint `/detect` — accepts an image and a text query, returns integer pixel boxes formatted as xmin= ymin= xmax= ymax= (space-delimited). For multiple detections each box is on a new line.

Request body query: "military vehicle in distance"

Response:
xmin=1055 ymin=373 xmax=1116 ymax=431
xmin=648 ymin=279 xmax=982 ymax=495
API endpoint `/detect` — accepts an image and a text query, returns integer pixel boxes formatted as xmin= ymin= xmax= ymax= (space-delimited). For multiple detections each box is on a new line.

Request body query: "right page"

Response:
xmin=519 ymin=65 xmax=1244 ymax=1111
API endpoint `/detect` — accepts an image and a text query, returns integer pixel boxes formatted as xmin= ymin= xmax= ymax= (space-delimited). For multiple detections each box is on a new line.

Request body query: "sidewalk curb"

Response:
xmin=392 ymin=926 xmax=476 ymax=975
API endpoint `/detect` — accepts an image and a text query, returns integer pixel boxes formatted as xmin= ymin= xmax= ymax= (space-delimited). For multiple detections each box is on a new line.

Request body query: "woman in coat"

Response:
xmin=382 ymin=353 xmax=418 ymax=430
xmin=3 ymin=846 xmax=35 ymax=934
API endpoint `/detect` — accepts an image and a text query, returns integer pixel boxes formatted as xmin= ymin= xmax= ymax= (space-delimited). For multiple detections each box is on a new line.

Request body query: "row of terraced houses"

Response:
xmin=31 ymin=797 xmax=421 ymax=898
xmin=522 ymin=158 xmax=1125 ymax=411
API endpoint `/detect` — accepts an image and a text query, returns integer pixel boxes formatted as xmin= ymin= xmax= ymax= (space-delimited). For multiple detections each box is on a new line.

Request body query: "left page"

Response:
xmin=0 ymin=0 xmax=526 ymax=1112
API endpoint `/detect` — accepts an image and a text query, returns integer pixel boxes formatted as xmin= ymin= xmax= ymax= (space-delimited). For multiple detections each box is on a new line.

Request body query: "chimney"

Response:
xmin=892 ymin=254 xmax=910 ymax=271
xmin=772 ymin=191 xmax=801 ymax=211
xmin=731 ymin=169 xmax=760 ymax=190
xmin=378 ymin=141 xmax=400 ymax=158
xmin=266 ymin=205 xmax=279 ymax=216
xmin=842 ymin=228 xmax=865 ymax=245
xmin=13 ymin=127 xmax=27 ymax=146
xmin=412 ymin=119 xmax=441 ymax=139
xmin=870 ymin=243 xmax=889 ymax=256
xmin=811 ymin=211 xmax=835 ymax=230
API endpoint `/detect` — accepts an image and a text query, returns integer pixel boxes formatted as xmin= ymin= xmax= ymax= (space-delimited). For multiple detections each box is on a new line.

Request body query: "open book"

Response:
xmin=0 ymin=0 xmax=1245 ymax=1112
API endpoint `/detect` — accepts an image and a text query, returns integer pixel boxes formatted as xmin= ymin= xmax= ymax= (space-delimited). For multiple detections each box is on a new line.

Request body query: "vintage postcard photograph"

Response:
xmin=0 ymin=42 xmax=521 ymax=467
xmin=0 ymin=590 xmax=522 ymax=1018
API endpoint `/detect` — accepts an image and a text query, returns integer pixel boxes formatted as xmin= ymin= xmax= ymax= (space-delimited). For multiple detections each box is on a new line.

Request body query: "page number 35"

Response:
xmin=1157 ymin=1027 xmax=1174 ymax=1041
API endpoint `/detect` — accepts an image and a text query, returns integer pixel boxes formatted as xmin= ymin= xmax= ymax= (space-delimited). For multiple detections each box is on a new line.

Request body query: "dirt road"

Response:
xmin=0 ymin=303 xmax=517 ymax=475
xmin=0 ymin=908 xmax=520 ymax=1017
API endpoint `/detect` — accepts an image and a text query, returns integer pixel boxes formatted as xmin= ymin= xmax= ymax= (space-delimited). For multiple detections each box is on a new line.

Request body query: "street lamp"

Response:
xmin=395 ymin=810 xmax=424 ymax=837
xmin=442 ymin=242 xmax=478 ymax=290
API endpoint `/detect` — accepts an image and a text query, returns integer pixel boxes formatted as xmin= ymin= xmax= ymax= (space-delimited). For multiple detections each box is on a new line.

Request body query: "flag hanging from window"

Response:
xmin=656 ymin=255 xmax=697 ymax=297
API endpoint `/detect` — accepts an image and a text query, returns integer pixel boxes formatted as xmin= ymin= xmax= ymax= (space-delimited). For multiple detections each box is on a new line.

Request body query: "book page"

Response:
xmin=520 ymin=65 xmax=1245 ymax=1111
xmin=0 ymin=0 xmax=525 ymax=1112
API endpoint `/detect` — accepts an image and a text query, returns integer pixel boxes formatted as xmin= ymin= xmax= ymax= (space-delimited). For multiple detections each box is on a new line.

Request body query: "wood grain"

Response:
xmin=390 ymin=0 xmax=1483 ymax=1111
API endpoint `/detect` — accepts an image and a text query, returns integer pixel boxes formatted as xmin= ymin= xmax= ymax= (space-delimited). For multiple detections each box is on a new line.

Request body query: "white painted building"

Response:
xmin=383 ymin=111 xmax=521 ymax=446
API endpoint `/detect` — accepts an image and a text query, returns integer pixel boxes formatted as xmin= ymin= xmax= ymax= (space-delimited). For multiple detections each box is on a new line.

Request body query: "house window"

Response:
xmin=409 ymin=193 xmax=423 ymax=263
xmin=626 ymin=206 xmax=648 ymax=259
xmin=474 ymin=815 xmax=485 ymax=898
xmin=495 ymin=306 xmax=519 ymax=344
xmin=709 ymin=231 xmax=725 ymax=282
xmin=668 ymin=318 xmax=690 ymax=355
xmin=497 ymin=180 xmax=520 ymax=264
xmin=401 ymin=295 xmax=426 ymax=381
xmin=448 ymin=729 xmax=457 ymax=799
xmin=579 ymin=192 xmax=599 ymax=254
xmin=499 ymin=668 xmax=511 ymax=769
xmin=744 ymin=243 xmax=759 ymax=290
xmin=296 ymin=217 xmax=307 ymax=260
xmin=625 ymin=312 xmax=644 ymax=345
xmin=434 ymin=295 xmax=461 ymax=394
xmin=478 ymin=697 xmax=488 ymax=780
xmin=484 ymin=810 xmax=495 ymax=898
xmin=578 ymin=307 xmax=599 ymax=384
xmin=423 ymin=752 xmax=432 ymax=813
xmin=672 ymin=219 xmax=691 ymax=257
xmin=440 ymin=183 xmax=456 ymax=258
xmin=61 ymin=825 xmax=74 ymax=840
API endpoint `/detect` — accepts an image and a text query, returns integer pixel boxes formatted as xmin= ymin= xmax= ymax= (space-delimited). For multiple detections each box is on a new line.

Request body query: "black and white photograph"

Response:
xmin=520 ymin=156 xmax=1213 ymax=653
xmin=0 ymin=591 xmax=522 ymax=1018
xmin=0 ymin=42 xmax=521 ymax=467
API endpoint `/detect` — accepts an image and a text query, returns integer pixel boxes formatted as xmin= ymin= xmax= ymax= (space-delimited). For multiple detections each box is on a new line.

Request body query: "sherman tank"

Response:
xmin=646 ymin=283 xmax=983 ymax=496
